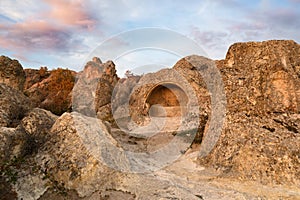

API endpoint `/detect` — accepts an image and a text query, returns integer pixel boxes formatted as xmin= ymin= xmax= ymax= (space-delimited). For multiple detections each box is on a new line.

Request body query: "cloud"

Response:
xmin=43 ymin=0 xmax=97 ymax=29
xmin=0 ymin=0 xmax=299 ymax=70
xmin=0 ymin=0 xmax=100 ymax=65
xmin=190 ymin=28 xmax=228 ymax=47
xmin=0 ymin=20 xmax=73 ymax=51
xmin=264 ymin=8 xmax=300 ymax=29
xmin=0 ymin=0 xmax=41 ymax=22
xmin=188 ymin=27 xmax=231 ymax=59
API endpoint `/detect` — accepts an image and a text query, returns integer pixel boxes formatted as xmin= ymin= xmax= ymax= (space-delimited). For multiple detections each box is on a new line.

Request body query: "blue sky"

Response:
xmin=0 ymin=0 xmax=300 ymax=76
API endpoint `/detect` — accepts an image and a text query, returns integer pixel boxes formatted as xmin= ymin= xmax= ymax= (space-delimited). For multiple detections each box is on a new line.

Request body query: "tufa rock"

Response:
xmin=0 ymin=127 xmax=29 ymax=162
xmin=24 ymin=67 xmax=50 ymax=90
xmin=35 ymin=112 xmax=122 ymax=197
xmin=73 ymin=58 xmax=119 ymax=121
xmin=0 ymin=55 xmax=26 ymax=91
xmin=198 ymin=40 xmax=300 ymax=185
xmin=218 ymin=40 xmax=300 ymax=115
xmin=21 ymin=108 xmax=58 ymax=148
xmin=0 ymin=83 xmax=32 ymax=127
xmin=24 ymin=68 xmax=76 ymax=115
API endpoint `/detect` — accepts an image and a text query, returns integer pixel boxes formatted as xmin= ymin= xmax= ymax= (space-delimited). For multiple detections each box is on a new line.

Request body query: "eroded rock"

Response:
xmin=21 ymin=108 xmax=58 ymax=148
xmin=35 ymin=112 xmax=121 ymax=197
xmin=24 ymin=68 xmax=76 ymax=115
xmin=0 ymin=55 xmax=25 ymax=91
xmin=0 ymin=127 xmax=29 ymax=162
xmin=0 ymin=83 xmax=31 ymax=127
xmin=73 ymin=58 xmax=119 ymax=121
xmin=198 ymin=40 xmax=300 ymax=185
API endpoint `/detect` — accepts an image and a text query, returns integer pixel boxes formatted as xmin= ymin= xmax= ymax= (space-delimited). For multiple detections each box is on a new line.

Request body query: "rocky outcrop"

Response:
xmin=73 ymin=57 xmax=119 ymax=121
xmin=0 ymin=127 xmax=29 ymax=162
xmin=35 ymin=112 xmax=121 ymax=197
xmin=198 ymin=40 xmax=300 ymax=184
xmin=1 ymin=40 xmax=300 ymax=199
xmin=95 ymin=61 xmax=119 ymax=121
xmin=0 ymin=55 xmax=25 ymax=91
xmin=24 ymin=68 xmax=76 ymax=115
xmin=217 ymin=40 xmax=300 ymax=114
xmin=24 ymin=67 xmax=50 ymax=90
xmin=21 ymin=108 xmax=58 ymax=148
xmin=0 ymin=109 xmax=57 ymax=200
xmin=0 ymin=83 xmax=31 ymax=127
xmin=111 ymin=75 xmax=141 ymax=117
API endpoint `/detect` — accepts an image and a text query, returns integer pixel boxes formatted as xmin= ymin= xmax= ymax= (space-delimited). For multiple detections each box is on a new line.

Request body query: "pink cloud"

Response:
xmin=43 ymin=0 xmax=96 ymax=29
xmin=190 ymin=27 xmax=228 ymax=48
xmin=0 ymin=20 xmax=71 ymax=51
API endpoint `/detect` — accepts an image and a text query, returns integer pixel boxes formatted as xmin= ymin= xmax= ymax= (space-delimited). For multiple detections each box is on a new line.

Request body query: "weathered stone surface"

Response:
xmin=96 ymin=103 xmax=113 ymax=122
xmin=73 ymin=58 xmax=119 ymax=121
xmin=21 ymin=108 xmax=58 ymax=147
xmin=24 ymin=67 xmax=50 ymax=90
xmin=0 ymin=55 xmax=25 ymax=91
xmin=35 ymin=112 xmax=121 ymax=197
xmin=24 ymin=68 xmax=76 ymax=115
xmin=0 ymin=176 xmax=17 ymax=200
xmin=199 ymin=113 xmax=300 ymax=184
xmin=0 ymin=127 xmax=29 ymax=162
xmin=111 ymin=76 xmax=141 ymax=117
xmin=94 ymin=60 xmax=119 ymax=121
xmin=198 ymin=40 xmax=300 ymax=185
xmin=0 ymin=83 xmax=31 ymax=127
xmin=217 ymin=40 xmax=300 ymax=115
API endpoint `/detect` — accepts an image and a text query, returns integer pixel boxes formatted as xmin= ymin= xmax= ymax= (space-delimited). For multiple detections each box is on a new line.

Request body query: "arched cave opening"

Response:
xmin=145 ymin=83 xmax=188 ymax=117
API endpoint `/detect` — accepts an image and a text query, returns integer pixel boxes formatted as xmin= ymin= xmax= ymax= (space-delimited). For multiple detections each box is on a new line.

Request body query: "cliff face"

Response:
xmin=219 ymin=40 xmax=300 ymax=115
xmin=198 ymin=40 xmax=300 ymax=184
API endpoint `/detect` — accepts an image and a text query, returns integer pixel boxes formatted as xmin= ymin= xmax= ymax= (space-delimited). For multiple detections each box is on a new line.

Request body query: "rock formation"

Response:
xmin=24 ymin=68 xmax=76 ymax=115
xmin=0 ymin=83 xmax=32 ymax=127
xmin=73 ymin=57 xmax=119 ymax=121
xmin=34 ymin=112 xmax=121 ymax=197
xmin=21 ymin=108 xmax=58 ymax=148
xmin=0 ymin=55 xmax=26 ymax=91
xmin=217 ymin=40 xmax=300 ymax=114
xmin=198 ymin=40 xmax=300 ymax=184
xmin=24 ymin=67 xmax=50 ymax=90
xmin=1 ymin=40 xmax=300 ymax=199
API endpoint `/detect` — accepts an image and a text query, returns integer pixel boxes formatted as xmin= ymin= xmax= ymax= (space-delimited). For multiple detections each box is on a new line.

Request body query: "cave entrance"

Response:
xmin=146 ymin=83 xmax=188 ymax=117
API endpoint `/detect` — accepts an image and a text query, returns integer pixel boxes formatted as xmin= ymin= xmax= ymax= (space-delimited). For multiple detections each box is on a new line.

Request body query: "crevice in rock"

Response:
xmin=262 ymin=126 xmax=275 ymax=132
xmin=195 ymin=194 xmax=204 ymax=199
xmin=273 ymin=119 xmax=298 ymax=133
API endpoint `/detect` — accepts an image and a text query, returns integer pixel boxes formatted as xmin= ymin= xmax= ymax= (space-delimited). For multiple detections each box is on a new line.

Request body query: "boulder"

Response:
xmin=0 ymin=83 xmax=31 ymax=127
xmin=24 ymin=67 xmax=50 ymax=90
xmin=35 ymin=112 xmax=121 ymax=197
xmin=0 ymin=127 xmax=29 ymax=162
xmin=24 ymin=68 xmax=76 ymax=115
xmin=21 ymin=108 xmax=58 ymax=147
xmin=0 ymin=55 xmax=25 ymax=91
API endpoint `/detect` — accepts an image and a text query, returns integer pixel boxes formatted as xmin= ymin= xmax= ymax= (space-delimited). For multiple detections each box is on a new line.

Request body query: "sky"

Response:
xmin=0 ymin=0 xmax=300 ymax=76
